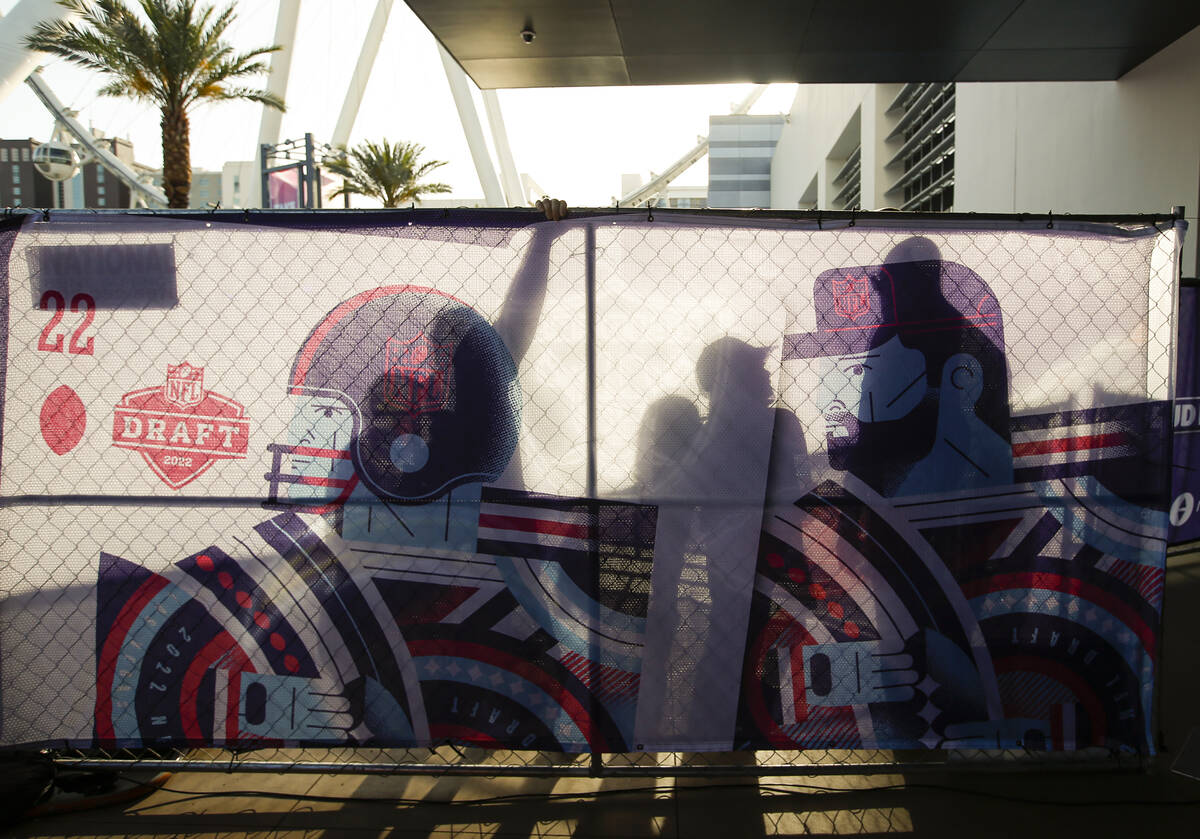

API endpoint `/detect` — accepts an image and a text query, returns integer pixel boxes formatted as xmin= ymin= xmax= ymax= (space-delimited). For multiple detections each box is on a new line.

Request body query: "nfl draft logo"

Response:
xmin=832 ymin=275 xmax=871 ymax=320
xmin=112 ymin=363 xmax=250 ymax=489
xmin=385 ymin=333 xmax=452 ymax=412
xmin=164 ymin=362 xmax=204 ymax=408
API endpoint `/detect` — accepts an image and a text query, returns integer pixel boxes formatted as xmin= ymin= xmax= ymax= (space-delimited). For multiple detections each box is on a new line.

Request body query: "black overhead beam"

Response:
xmin=404 ymin=0 xmax=1200 ymax=89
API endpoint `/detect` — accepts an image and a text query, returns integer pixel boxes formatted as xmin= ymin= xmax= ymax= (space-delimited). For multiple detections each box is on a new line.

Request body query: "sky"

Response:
xmin=0 ymin=0 xmax=798 ymax=207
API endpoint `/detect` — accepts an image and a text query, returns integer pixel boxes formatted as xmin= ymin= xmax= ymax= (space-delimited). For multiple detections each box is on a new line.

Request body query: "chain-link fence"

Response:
xmin=0 ymin=207 xmax=1181 ymax=779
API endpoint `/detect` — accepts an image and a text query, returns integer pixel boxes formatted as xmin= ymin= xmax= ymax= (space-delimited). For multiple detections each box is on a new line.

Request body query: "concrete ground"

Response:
xmin=7 ymin=762 xmax=1200 ymax=838
xmin=8 ymin=547 xmax=1200 ymax=839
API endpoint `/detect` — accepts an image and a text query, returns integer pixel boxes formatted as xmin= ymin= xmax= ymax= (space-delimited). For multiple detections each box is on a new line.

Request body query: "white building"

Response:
xmin=708 ymin=114 xmax=785 ymax=209
xmin=220 ymin=160 xmax=257 ymax=209
xmin=769 ymin=26 xmax=1200 ymax=274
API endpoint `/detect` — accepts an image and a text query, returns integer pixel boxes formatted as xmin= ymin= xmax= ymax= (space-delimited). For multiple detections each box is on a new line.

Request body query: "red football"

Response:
xmin=40 ymin=385 xmax=86 ymax=455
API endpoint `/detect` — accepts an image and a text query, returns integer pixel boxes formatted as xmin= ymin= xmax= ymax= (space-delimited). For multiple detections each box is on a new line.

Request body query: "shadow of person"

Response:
xmin=630 ymin=395 xmax=703 ymax=500
xmin=638 ymin=337 xmax=807 ymax=767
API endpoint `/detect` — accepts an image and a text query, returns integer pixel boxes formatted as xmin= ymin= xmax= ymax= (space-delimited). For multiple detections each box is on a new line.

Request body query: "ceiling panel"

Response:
xmin=956 ymin=48 xmax=1140 ymax=82
xmin=463 ymin=56 xmax=630 ymax=88
xmin=625 ymin=53 xmax=799 ymax=86
xmin=800 ymin=1 xmax=1019 ymax=52
xmin=403 ymin=1 xmax=1200 ymax=88
xmin=611 ymin=1 xmax=816 ymax=56
xmin=794 ymin=50 xmax=976 ymax=84
xmin=984 ymin=0 xmax=1200 ymax=49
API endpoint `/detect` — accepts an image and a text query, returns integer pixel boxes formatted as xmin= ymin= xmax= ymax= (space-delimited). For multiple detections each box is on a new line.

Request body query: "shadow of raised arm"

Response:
xmin=493 ymin=200 xmax=569 ymax=366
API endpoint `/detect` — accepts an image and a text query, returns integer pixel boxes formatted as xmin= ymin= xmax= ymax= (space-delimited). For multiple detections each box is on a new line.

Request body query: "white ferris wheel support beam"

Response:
xmin=0 ymin=0 xmax=72 ymax=106
xmin=252 ymin=0 xmax=302 ymax=208
xmin=330 ymin=0 xmax=393 ymax=149
xmin=439 ymin=45 xmax=505 ymax=207
xmin=481 ymin=90 xmax=525 ymax=206
xmin=618 ymin=84 xmax=769 ymax=208
xmin=257 ymin=0 xmax=301 ymax=151
xmin=25 ymin=71 xmax=168 ymax=207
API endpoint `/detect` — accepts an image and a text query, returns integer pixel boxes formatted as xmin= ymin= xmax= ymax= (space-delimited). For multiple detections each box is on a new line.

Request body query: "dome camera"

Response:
xmin=520 ymin=25 xmax=535 ymax=45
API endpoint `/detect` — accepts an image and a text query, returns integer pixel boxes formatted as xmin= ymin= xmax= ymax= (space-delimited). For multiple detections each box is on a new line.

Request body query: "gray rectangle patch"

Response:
xmin=31 ymin=244 xmax=178 ymax=309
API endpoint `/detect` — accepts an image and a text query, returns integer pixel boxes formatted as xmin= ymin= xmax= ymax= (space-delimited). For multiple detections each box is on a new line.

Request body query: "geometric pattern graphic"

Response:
xmin=736 ymin=402 xmax=1169 ymax=753
xmin=95 ymin=499 xmax=656 ymax=752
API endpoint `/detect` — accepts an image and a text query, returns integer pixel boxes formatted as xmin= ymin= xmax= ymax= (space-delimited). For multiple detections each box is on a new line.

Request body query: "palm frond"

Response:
xmin=25 ymin=0 xmax=284 ymax=208
xmin=328 ymin=138 xmax=453 ymax=208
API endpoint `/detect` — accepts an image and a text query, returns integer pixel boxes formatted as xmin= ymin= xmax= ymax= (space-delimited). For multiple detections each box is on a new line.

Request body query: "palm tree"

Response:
xmin=26 ymin=0 xmax=284 ymax=208
xmin=327 ymin=139 xmax=452 ymax=208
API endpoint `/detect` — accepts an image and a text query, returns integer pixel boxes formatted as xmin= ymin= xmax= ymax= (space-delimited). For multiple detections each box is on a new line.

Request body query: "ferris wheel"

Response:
xmin=0 ymin=0 xmax=527 ymax=209
xmin=0 ymin=0 xmax=168 ymax=206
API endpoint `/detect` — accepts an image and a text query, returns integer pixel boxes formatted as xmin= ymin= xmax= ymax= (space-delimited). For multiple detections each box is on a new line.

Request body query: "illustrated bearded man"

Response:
xmin=787 ymin=236 xmax=1014 ymax=497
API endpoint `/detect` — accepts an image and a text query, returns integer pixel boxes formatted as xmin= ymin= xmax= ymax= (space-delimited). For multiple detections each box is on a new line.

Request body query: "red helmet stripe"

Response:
xmin=280 ymin=445 xmax=352 ymax=460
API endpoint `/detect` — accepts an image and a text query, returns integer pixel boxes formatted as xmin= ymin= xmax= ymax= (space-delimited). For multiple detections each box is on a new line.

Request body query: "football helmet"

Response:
xmin=266 ymin=285 xmax=520 ymax=511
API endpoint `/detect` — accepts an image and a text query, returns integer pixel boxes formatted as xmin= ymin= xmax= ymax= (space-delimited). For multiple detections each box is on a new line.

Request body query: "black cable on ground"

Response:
xmin=9 ymin=762 xmax=171 ymax=824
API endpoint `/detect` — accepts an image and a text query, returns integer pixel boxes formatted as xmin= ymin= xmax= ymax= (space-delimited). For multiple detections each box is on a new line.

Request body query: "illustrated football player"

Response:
xmin=264 ymin=211 xmax=562 ymax=551
xmin=785 ymin=236 xmax=1014 ymax=497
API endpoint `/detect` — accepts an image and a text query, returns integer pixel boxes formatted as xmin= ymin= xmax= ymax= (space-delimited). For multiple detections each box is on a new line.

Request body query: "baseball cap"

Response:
xmin=784 ymin=239 xmax=1002 ymax=361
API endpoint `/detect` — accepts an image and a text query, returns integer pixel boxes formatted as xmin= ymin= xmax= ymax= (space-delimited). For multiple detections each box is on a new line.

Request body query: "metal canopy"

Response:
xmin=404 ymin=0 xmax=1200 ymax=89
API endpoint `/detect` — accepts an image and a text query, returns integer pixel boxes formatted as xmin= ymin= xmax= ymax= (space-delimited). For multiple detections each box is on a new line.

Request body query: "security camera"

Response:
xmin=520 ymin=25 xmax=536 ymax=44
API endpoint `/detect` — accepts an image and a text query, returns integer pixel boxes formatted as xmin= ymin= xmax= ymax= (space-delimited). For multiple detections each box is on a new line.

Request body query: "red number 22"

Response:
xmin=38 ymin=291 xmax=95 ymax=356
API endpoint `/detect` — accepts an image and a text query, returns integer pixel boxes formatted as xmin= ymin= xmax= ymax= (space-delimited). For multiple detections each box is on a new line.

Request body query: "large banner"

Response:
xmin=1171 ymin=285 xmax=1200 ymax=543
xmin=0 ymin=211 xmax=1179 ymax=755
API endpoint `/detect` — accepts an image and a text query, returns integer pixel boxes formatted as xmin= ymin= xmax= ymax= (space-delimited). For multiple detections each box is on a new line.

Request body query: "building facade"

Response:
xmin=707 ymin=114 xmax=785 ymax=209
xmin=0 ymin=139 xmax=53 ymax=207
xmin=768 ymin=25 xmax=1200 ymax=273
xmin=0 ymin=135 xmax=135 ymax=209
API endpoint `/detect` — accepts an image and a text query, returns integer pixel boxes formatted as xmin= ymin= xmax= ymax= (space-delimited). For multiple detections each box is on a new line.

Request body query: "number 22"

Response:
xmin=38 ymin=291 xmax=95 ymax=355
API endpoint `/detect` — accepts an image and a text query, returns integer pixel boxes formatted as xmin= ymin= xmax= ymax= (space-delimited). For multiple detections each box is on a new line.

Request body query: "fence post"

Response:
xmin=585 ymin=222 xmax=605 ymax=777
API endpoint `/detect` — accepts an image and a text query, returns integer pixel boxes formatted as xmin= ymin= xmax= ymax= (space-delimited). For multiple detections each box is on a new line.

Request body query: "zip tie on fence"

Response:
xmin=849 ymin=211 xmax=857 ymax=227
xmin=42 ymin=208 xmax=50 ymax=222
xmin=1047 ymin=210 xmax=1054 ymax=229
xmin=647 ymin=204 xmax=654 ymax=222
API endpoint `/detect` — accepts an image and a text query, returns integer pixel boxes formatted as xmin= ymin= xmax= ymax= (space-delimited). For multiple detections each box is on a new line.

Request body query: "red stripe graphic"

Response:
xmin=1111 ymin=561 xmax=1166 ymax=608
xmin=994 ymin=655 xmax=1106 ymax=746
xmin=283 ymin=445 xmax=352 ymax=460
xmin=1012 ymin=432 xmax=1127 ymax=458
xmin=179 ymin=631 xmax=243 ymax=742
xmin=478 ymin=512 xmax=592 ymax=541
xmin=558 ymin=650 xmax=639 ymax=703
xmin=293 ymin=475 xmax=353 ymax=488
xmin=409 ymin=639 xmax=606 ymax=750
xmin=790 ymin=707 xmax=858 ymax=750
xmin=962 ymin=571 xmax=1156 ymax=659
xmin=789 ymin=645 xmax=808 ymax=725
xmin=95 ymin=575 xmax=169 ymax=742
xmin=430 ymin=724 xmax=501 ymax=747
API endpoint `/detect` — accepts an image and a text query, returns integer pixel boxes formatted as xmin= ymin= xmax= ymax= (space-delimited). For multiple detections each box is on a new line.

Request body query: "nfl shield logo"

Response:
xmin=163 ymin=363 xmax=205 ymax=408
xmin=385 ymin=333 xmax=449 ymax=413
xmin=832 ymin=275 xmax=871 ymax=320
